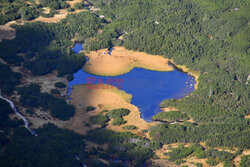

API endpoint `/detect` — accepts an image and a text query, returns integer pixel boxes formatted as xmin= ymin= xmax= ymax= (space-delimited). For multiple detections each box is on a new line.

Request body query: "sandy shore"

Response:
xmin=67 ymin=84 xmax=154 ymax=135
xmin=84 ymin=46 xmax=174 ymax=76
xmin=84 ymin=46 xmax=199 ymax=90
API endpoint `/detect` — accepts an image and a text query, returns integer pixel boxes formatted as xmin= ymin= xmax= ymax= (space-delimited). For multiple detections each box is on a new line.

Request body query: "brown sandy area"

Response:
xmin=63 ymin=84 xmax=154 ymax=135
xmin=149 ymin=159 xmax=177 ymax=167
xmin=84 ymin=47 xmax=199 ymax=89
xmin=33 ymin=9 xmax=87 ymax=23
xmin=33 ymin=0 xmax=88 ymax=23
xmin=160 ymin=107 xmax=178 ymax=112
xmin=245 ymin=114 xmax=250 ymax=118
xmin=84 ymin=46 xmax=174 ymax=76
xmin=233 ymin=149 xmax=250 ymax=166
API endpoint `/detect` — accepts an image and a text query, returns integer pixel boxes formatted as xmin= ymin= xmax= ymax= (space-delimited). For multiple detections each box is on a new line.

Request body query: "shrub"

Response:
xmin=18 ymin=6 xmax=39 ymax=21
xmin=86 ymin=106 xmax=96 ymax=112
xmin=74 ymin=3 xmax=85 ymax=9
xmin=195 ymin=163 xmax=203 ymax=167
xmin=100 ymin=110 xmax=109 ymax=114
xmin=66 ymin=74 xmax=74 ymax=81
xmin=112 ymin=117 xmax=127 ymax=126
xmin=26 ymin=109 xmax=35 ymax=115
xmin=175 ymin=159 xmax=186 ymax=165
xmin=67 ymin=7 xmax=75 ymax=12
xmin=240 ymin=155 xmax=250 ymax=167
xmin=107 ymin=108 xmax=130 ymax=118
xmin=50 ymin=101 xmax=75 ymax=121
xmin=89 ymin=115 xmax=109 ymax=127
xmin=167 ymin=144 xmax=195 ymax=161
xmin=206 ymin=159 xmax=219 ymax=166
xmin=122 ymin=125 xmax=138 ymax=130
xmin=50 ymin=89 xmax=60 ymax=94
xmin=54 ymin=82 xmax=66 ymax=88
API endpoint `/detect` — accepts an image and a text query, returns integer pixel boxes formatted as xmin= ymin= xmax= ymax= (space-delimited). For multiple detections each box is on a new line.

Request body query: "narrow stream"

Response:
xmin=0 ymin=90 xmax=36 ymax=135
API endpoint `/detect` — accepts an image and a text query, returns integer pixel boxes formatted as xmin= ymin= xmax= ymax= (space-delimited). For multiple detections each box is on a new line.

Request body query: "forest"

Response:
xmin=18 ymin=83 xmax=75 ymax=120
xmin=87 ymin=0 xmax=250 ymax=156
xmin=0 ymin=0 xmax=249 ymax=166
xmin=0 ymin=62 xmax=21 ymax=94
xmin=0 ymin=0 xmax=76 ymax=24
xmin=165 ymin=144 xmax=242 ymax=166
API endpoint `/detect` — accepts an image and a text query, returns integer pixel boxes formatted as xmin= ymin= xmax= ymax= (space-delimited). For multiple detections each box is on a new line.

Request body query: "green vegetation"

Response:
xmin=39 ymin=0 xmax=68 ymax=10
xmin=54 ymin=82 xmax=66 ymax=88
xmin=85 ymin=128 xmax=162 ymax=166
xmin=0 ymin=0 xmax=71 ymax=25
xmin=122 ymin=125 xmax=138 ymax=130
xmin=85 ymin=0 xmax=248 ymax=152
xmin=0 ymin=123 xmax=88 ymax=167
xmin=165 ymin=144 xmax=238 ymax=165
xmin=106 ymin=108 xmax=130 ymax=126
xmin=89 ymin=115 xmax=109 ymax=127
xmin=0 ymin=98 xmax=23 ymax=150
xmin=0 ymin=0 xmax=250 ymax=165
xmin=111 ymin=117 xmax=127 ymax=126
xmin=18 ymin=83 xmax=75 ymax=120
xmin=0 ymin=62 xmax=21 ymax=94
xmin=165 ymin=144 xmax=204 ymax=161
xmin=206 ymin=159 xmax=219 ymax=166
xmin=0 ymin=98 xmax=23 ymax=128
xmin=50 ymin=89 xmax=60 ymax=94
xmin=0 ymin=2 xmax=23 ymax=25
xmin=175 ymin=159 xmax=186 ymax=165
xmin=85 ymin=105 xmax=96 ymax=112
xmin=240 ymin=155 xmax=250 ymax=167
xmin=152 ymin=111 xmax=189 ymax=122
xmin=149 ymin=121 xmax=250 ymax=149
xmin=107 ymin=108 xmax=130 ymax=118
xmin=74 ymin=2 xmax=86 ymax=10
xmin=195 ymin=163 xmax=203 ymax=167
xmin=0 ymin=12 xmax=102 ymax=76
xmin=18 ymin=5 xmax=39 ymax=21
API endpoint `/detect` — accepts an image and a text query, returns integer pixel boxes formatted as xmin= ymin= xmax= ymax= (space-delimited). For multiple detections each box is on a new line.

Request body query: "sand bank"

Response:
xmin=67 ymin=84 xmax=154 ymax=135
xmin=84 ymin=46 xmax=199 ymax=90
xmin=84 ymin=46 xmax=174 ymax=76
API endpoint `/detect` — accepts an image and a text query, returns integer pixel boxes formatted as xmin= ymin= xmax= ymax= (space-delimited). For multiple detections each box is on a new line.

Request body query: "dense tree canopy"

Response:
xmin=0 ymin=0 xmax=249 ymax=166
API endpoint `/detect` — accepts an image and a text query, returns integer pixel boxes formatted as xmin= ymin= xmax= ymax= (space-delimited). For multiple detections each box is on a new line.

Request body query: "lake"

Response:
xmin=70 ymin=44 xmax=196 ymax=122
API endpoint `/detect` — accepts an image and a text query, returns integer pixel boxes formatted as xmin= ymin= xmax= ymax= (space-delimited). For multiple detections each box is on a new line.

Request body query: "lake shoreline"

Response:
xmin=83 ymin=46 xmax=174 ymax=76
xmin=68 ymin=45 xmax=199 ymax=137
xmin=83 ymin=46 xmax=199 ymax=89
xmin=69 ymin=84 xmax=154 ymax=137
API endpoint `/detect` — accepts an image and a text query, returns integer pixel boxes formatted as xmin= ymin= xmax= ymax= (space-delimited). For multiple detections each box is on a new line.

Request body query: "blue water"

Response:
xmin=70 ymin=44 xmax=195 ymax=122
xmin=108 ymin=47 xmax=113 ymax=55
